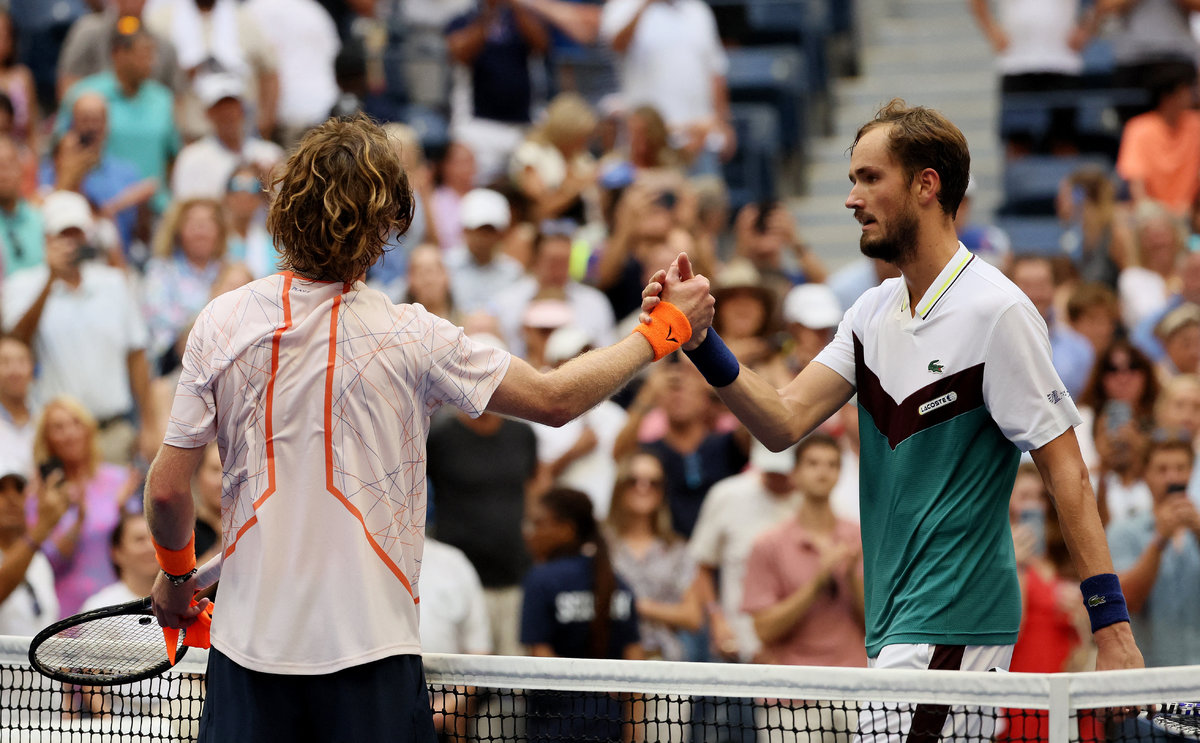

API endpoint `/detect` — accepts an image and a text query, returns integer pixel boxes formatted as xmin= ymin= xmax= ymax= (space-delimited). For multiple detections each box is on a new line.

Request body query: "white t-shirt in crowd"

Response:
xmin=80 ymin=581 xmax=139 ymax=613
xmin=418 ymin=538 xmax=491 ymax=655
xmin=0 ymin=549 xmax=57 ymax=635
xmin=165 ymin=272 xmax=510 ymax=674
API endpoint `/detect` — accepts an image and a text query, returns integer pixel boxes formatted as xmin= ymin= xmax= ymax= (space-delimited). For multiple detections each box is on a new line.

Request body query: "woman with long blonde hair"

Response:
xmin=510 ymin=92 xmax=600 ymax=223
xmin=32 ymin=397 xmax=140 ymax=617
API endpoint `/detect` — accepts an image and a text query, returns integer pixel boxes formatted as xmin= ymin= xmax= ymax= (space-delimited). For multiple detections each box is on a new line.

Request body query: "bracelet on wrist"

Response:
xmin=1080 ymin=572 xmax=1131 ymax=633
xmin=162 ymin=568 xmax=197 ymax=586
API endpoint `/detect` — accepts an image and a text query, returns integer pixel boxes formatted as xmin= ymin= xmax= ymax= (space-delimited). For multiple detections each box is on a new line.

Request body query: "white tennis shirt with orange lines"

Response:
xmin=164 ymin=272 xmax=511 ymax=674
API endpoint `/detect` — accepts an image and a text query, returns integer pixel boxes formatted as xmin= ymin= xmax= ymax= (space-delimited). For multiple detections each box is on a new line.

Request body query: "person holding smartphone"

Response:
xmin=0 ymin=466 xmax=69 ymax=635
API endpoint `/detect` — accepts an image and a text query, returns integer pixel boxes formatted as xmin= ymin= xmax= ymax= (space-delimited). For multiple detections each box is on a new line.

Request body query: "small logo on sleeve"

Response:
xmin=918 ymin=391 xmax=957 ymax=415
xmin=1047 ymin=389 xmax=1070 ymax=405
xmin=927 ymin=360 xmax=944 ymax=374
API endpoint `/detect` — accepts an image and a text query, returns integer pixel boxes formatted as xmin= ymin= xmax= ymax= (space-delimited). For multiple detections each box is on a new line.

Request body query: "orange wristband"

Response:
xmin=633 ymin=301 xmax=692 ymax=361
xmin=153 ymin=533 xmax=197 ymax=577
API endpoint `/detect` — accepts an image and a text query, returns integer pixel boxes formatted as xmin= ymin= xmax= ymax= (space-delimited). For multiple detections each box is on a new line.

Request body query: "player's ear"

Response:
xmin=913 ymin=168 xmax=941 ymax=207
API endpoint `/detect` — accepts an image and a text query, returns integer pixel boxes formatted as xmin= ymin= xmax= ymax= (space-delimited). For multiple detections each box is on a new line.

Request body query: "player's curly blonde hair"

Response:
xmin=268 ymin=114 xmax=413 ymax=283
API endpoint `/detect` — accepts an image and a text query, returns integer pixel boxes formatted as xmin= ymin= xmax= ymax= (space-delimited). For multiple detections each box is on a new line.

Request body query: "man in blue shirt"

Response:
xmin=1108 ymin=436 xmax=1200 ymax=668
xmin=57 ymin=25 xmax=179 ymax=213
xmin=0 ymin=135 xmax=44 ymax=278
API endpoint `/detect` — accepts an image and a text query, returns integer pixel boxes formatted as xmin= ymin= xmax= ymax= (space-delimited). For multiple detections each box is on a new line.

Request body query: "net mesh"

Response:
xmin=2 ymin=636 xmax=1197 ymax=742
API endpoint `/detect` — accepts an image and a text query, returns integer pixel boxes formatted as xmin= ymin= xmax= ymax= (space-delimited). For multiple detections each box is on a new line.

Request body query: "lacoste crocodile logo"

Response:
xmin=928 ymin=360 xmax=943 ymax=374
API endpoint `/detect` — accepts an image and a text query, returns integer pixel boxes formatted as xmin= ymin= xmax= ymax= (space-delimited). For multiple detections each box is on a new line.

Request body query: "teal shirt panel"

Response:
xmin=0 ymin=201 xmax=46 ymax=275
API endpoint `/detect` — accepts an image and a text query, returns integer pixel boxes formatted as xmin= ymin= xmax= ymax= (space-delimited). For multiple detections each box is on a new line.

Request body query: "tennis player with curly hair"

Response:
xmin=142 ymin=114 xmax=715 ymax=742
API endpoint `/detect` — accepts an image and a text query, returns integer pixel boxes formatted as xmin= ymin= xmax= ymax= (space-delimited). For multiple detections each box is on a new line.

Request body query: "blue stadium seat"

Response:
xmin=725 ymin=46 xmax=809 ymax=155
xmin=724 ymin=103 xmax=782 ymax=209
xmin=743 ymin=0 xmax=831 ymax=93
xmin=1000 ymin=154 xmax=1112 ymax=216
xmin=995 ymin=216 xmax=1066 ymax=255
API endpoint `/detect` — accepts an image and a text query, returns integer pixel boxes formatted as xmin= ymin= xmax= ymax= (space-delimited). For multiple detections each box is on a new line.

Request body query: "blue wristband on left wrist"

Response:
xmin=1080 ymin=573 xmax=1130 ymax=633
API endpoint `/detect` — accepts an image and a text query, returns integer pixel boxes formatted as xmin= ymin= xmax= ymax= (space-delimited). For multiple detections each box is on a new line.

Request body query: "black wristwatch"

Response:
xmin=163 ymin=568 xmax=197 ymax=586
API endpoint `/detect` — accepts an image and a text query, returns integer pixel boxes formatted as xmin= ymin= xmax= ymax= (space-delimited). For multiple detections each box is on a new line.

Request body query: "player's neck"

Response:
xmin=899 ymin=225 xmax=961 ymax=316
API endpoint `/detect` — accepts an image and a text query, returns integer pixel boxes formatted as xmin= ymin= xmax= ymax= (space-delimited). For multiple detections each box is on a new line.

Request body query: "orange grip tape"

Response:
xmin=632 ymin=301 xmax=692 ymax=361
xmin=153 ymin=533 xmax=196 ymax=577
xmin=162 ymin=600 xmax=214 ymax=665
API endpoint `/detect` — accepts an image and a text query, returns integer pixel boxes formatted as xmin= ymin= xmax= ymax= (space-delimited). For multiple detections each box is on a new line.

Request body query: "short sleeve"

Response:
xmin=519 ymin=567 xmax=555 ymax=646
xmin=811 ymin=301 xmax=858 ymax=387
xmin=423 ymin=313 xmax=512 ymax=418
xmin=982 ymin=302 xmax=1082 ymax=452
xmin=164 ymin=306 xmax=217 ymax=449
xmin=739 ymin=533 xmax=784 ymax=615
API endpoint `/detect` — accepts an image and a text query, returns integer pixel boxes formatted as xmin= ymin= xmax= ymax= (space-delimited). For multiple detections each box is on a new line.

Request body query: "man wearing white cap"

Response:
xmin=170 ymin=72 xmax=284 ymax=200
xmin=446 ymin=188 xmax=525 ymax=314
xmin=782 ymin=283 xmax=843 ymax=374
xmin=2 ymin=191 xmax=156 ymax=465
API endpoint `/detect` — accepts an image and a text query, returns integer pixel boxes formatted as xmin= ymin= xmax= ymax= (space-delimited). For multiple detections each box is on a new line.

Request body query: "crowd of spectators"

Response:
xmin=0 ymin=7 xmax=1198 ymax=740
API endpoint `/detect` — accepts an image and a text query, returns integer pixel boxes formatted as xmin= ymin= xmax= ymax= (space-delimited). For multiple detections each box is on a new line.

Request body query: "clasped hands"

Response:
xmin=641 ymin=252 xmax=716 ymax=350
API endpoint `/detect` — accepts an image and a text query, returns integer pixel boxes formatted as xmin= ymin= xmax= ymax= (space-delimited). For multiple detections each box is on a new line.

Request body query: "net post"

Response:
xmin=1048 ymin=675 xmax=1070 ymax=742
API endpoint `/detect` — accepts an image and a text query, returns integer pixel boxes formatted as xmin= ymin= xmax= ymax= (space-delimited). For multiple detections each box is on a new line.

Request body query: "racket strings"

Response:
xmin=34 ymin=613 xmax=181 ymax=684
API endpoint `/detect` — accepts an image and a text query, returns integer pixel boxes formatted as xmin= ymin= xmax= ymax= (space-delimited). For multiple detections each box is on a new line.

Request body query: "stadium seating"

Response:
xmin=724 ymin=103 xmax=783 ymax=210
xmin=995 ymin=216 xmax=1065 ymax=256
xmin=1000 ymin=154 xmax=1112 ymax=216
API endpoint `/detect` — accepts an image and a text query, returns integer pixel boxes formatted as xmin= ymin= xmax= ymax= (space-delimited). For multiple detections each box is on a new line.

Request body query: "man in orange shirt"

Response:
xmin=1116 ymin=65 xmax=1200 ymax=218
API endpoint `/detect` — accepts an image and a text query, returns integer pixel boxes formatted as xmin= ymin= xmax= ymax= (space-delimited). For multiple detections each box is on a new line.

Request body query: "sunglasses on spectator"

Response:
xmin=227 ymin=175 xmax=262 ymax=194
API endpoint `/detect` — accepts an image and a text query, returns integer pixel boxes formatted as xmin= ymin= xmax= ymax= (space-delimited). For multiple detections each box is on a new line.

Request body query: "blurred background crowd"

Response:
xmin=0 ymin=1 xmax=1197 ymax=733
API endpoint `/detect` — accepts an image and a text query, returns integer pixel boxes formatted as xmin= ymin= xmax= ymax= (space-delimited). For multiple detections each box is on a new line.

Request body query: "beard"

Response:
xmin=859 ymin=200 xmax=919 ymax=264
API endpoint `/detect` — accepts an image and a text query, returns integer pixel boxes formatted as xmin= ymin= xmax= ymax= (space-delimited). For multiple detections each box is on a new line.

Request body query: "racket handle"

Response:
xmin=194 ymin=555 xmax=222 ymax=592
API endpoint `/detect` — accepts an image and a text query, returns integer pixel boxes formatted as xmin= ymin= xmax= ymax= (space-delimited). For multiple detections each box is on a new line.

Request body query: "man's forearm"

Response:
xmin=10 ymin=278 xmax=54 ymax=346
xmin=127 ymin=349 xmax=155 ymax=429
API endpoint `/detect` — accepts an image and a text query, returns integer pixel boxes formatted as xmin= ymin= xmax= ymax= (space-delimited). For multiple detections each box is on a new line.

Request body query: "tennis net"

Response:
xmin=2 ymin=635 xmax=1198 ymax=742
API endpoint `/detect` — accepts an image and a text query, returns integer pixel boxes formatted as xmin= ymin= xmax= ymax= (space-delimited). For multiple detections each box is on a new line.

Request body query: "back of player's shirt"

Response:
xmin=165 ymin=273 xmax=510 ymax=674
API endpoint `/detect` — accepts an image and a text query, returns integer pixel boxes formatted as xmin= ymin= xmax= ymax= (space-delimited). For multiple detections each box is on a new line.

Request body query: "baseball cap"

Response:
xmin=783 ymin=283 xmax=842 ymax=329
xmin=522 ymin=299 xmax=573 ymax=330
xmin=460 ymin=189 xmax=511 ymax=231
xmin=195 ymin=73 xmax=245 ymax=108
xmin=41 ymin=190 xmax=95 ymax=239
xmin=749 ymin=439 xmax=798 ymax=474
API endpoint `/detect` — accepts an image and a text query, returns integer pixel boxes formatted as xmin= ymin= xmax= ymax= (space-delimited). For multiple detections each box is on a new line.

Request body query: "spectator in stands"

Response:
xmin=970 ymin=0 xmax=1091 ymax=155
xmin=171 ymin=73 xmax=284 ymax=200
xmin=57 ymin=25 xmax=179 ymax=214
xmin=614 ymin=360 xmax=748 ymax=539
xmin=493 ymin=227 xmax=615 ymax=358
xmin=446 ymin=188 xmax=525 ymax=313
xmin=1064 ymin=281 xmax=1120 ymax=360
xmin=0 ymin=335 xmax=37 ymax=480
xmin=79 ymin=511 xmax=158 ymax=611
xmin=599 ymin=0 xmax=735 ymax=172
xmin=1118 ymin=201 xmax=1186 ymax=331
xmin=1079 ymin=340 xmax=1159 ymax=521
xmin=366 ymin=123 xmax=437 ymax=294
xmin=3 ymin=191 xmax=156 ymax=465
xmin=734 ymin=202 xmax=826 ymax=302
xmin=41 ymin=92 xmax=155 ymax=256
xmin=1115 ymin=65 xmax=1200 ymax=218
xmin=781 ymin=282 xmax=843 ymax=376
xmin=0 ymin=10 xmax=38 ymax=156
xmin=1155 ymin=374 xmax=1200 ymax=504
xmin=1109 ymin=435 xmax=1200 ymax=667
xmin=1057 ymin=166 xmax=1130 ymax=289
xmin=427 ymin=345 xmax=544 ymax=657
xmin=245 ymin=0 xmax=341 ymax=147
xmin=0 ymin=468 xmax=67 ymax=635
xmin=142 ymin=198 xmax=228 ymax=373
xmin=518 ymin=298 xmax=573 ymax=371
xmin=1100 ymin=0 xmax=1197 ymax=123
xmin=57 ymin=0 xmax=182 ymax=99
xmin=145 ymin=0 xmax=280 ymax=141
xmin=419 ymin=536 xmax=492 ymax=655
xmin=400 ymin=244 xmax=460 ymax=323
xmin=606 ymin=451 xmax=702 ymax=661
xmin=709 ymin=259 xmax=779 ymax=367
xmin=526 ymin=326 xmax=626 ymax=516
xmin=222 ymin=166 xmax=274 ymax=279
xmin=690 ymin=439 xmax=802 ymax=664
xmin=446 ymin=0 xmax=551 ymax=183
xmin=515 ymin=0 xmax=608 ymax=96
xmin=956 ymin=178 xmax=1011 ymax=270
xmin=7 ymin=0 xmax=89 ymax=114
xmin=510 ymin=92 xmax=599 ymax=224
xmin=0 ymin=93 xmax=37 ymax=200
xmin=32 ymin=396 xmax=141 ymax=618
xmin=397 ymin=0 xmax=472 ymax=110
xmin=0 ymin=133 xmax=44 ymax=277
xmin=623 ymin=104 xmax=684 ymax=174
xmin=431 ymin=140 xmax=478 ymax=252
xmin=191 ymin=442 xmax=222 ymax=565
xmin=742 ymin=433 xmax=866 ymax=668
xmin=1131 ymin=249 xmax=1200 ymax=364
xmin=521 ymin=488 xmax=642 ymax=740
xmin=594 ymin=184 xmax=679 ymax=320
xmin=1010 ymin=254 xmax=1095 ymax=398
xmin=1154 ymin=303 xmax=1200 ymax=380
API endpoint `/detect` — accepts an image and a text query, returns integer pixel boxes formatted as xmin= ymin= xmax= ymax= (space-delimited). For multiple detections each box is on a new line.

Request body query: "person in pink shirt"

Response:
xmin=1116 ymin=66 xmax=1200 ymax=218
xmin=742 ymin=432 xmax=866 ymax=669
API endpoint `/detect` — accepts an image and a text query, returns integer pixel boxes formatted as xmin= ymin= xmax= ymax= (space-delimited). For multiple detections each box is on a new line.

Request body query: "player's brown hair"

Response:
xmin=852 ymin=98 xmax=971 ymax=219
xmin=268 ymin=114 xmax=413 ymax=284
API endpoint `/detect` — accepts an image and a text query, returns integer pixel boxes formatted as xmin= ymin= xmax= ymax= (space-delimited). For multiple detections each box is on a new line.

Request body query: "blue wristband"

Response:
xmin=683 ymin=329 xmax=740 ymax=388
xmin=1080 ymin=573 xmax=1130 ymax=633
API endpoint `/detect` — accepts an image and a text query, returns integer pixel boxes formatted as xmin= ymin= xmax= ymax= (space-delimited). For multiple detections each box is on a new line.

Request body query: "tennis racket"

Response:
xmin=1151 ymin=703 xmax=1200 ymax=740
xmin=27 ymin=556 xmax=222 ymax=686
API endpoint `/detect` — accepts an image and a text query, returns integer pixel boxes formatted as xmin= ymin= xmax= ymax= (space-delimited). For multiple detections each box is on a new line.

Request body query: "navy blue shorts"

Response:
xmin=198 ymin=648 xmax=437 ymax=743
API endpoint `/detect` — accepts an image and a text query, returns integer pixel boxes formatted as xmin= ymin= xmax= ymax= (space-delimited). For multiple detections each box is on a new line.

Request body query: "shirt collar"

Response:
xmin=900 ymin=243 xmax=974 ymax=320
